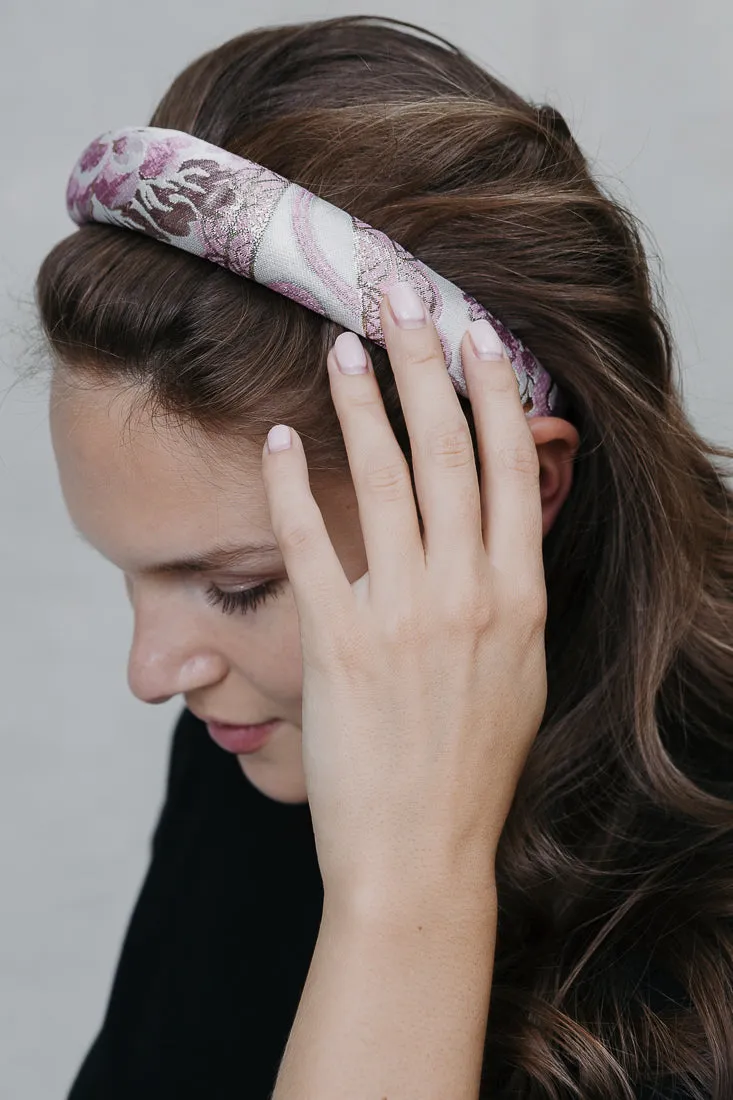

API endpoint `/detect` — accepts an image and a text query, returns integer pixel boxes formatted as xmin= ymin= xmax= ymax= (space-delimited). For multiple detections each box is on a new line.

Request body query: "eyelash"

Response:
xmin=204 ymin=579 xmax=284 ymax=616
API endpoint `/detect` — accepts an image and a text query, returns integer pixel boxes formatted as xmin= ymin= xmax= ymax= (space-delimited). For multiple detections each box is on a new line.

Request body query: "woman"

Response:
xmin=32 ymin=14 xmax=733 ymax=1100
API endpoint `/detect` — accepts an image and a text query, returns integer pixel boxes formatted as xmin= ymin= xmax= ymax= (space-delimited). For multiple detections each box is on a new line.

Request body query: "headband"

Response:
xmin=65 ymin=126 xmax=566 ymax=418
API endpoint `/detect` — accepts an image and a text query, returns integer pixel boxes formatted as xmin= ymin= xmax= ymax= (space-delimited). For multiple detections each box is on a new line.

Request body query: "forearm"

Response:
xmin=271 ymin=881 xmax=498 ymax=1100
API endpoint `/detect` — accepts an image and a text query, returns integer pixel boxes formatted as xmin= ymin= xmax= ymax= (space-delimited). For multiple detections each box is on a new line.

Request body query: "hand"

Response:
xmin=261 ymin=285 xmax=548 ymax=914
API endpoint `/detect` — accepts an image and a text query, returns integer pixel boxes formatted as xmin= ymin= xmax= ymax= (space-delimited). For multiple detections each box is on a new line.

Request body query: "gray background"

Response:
xmin=1 ymin=1 xmax=730 ymax=1096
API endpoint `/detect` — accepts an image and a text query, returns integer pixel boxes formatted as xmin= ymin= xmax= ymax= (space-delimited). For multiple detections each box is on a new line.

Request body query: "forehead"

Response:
xmin=48 ymin=373 xmax=274 ymax=569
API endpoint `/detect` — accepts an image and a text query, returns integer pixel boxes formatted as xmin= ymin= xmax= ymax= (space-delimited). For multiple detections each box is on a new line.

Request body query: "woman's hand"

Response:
xmin=261 ymin=283 xmax=548 ymax=915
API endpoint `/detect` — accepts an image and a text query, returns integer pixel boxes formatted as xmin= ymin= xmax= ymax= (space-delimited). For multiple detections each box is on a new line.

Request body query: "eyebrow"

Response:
xmin=138 ymin=540 xmax=283 ymax=576
xmin=73 ymin=527 xmax=282 ymax=576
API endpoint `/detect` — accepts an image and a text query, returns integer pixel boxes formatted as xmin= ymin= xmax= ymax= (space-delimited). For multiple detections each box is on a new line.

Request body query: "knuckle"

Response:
xmin=331 ymin=623 xmax=371 ymax=670
xmin=361 ymin=454 xmax=411 ymax=501
xmin=511 ymin=581 xmax=548 ymax=629
xmin=346 ymin=387 xmax=384 ymax=416
xmin=425 ymin=420 xmax=475 ymax=469
xmin=438 ymin=577 xmax=492 ymax=632
xmin=401 ymin=344 xmax=441 ymax=371
xmin=381 ymin=603 xmax=426 ymax=646
xmin=497 ymin=442 xmax=540 ymax=477
xmin=275 ymin=516 xmax=316 ymax=554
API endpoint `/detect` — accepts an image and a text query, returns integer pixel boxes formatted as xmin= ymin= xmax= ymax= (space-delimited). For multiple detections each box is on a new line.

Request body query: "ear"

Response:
xmin=527 ymin=417 xmax=580 ymax=537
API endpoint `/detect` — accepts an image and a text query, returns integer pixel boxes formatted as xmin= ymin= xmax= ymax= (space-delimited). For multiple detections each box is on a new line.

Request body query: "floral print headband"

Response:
xmin=66 ymin=126 xmax=566 ymax=418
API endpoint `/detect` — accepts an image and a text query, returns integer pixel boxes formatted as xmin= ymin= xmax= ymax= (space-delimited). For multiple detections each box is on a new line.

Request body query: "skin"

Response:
xmin=49 ymin=370 xmax=579 ymax=806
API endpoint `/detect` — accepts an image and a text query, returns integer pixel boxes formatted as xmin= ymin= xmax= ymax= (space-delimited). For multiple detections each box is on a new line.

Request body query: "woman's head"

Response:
xmin=43 ymin=14 xmax=586 ymax=804
xmin=48 ymin=349 xmax=577 ymax=805
xmin=35 ymin=14 xmax=733 ymax=1096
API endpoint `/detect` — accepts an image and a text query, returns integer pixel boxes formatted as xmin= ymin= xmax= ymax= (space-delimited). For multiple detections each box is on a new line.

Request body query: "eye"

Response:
xmin=204 ymin=579 xmax=284 ymax=616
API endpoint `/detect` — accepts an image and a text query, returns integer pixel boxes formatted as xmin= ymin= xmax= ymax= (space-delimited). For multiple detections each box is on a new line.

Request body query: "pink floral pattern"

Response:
xmin=66 ymin=126 xmax=566 ymax=417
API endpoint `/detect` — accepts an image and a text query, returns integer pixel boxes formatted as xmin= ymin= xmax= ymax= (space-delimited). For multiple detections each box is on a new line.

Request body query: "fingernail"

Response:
xmin=386 ymin=282 xmax=427 ymax=328
xmin=468 ymin=319 xmax=505 ymax=360
xmin=334 ymin=331 xmax=368 ymax=374
xmin=267 ymin=424 xmax=291 ymax=452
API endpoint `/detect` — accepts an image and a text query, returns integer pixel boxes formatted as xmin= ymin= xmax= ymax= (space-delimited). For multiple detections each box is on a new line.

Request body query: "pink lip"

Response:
xmin=205 ymin=719 xmax=280 ymax=755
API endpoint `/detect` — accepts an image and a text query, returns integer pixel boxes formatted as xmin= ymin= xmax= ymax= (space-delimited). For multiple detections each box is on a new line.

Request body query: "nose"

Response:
xmin=128 ymin=652 xmax=228 ymax=705
xmin=126 ymin=588 xmax=228 ymax=704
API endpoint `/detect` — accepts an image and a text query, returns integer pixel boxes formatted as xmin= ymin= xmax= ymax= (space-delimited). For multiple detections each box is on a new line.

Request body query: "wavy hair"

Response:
xmin=33 ymin=15 xmax=733 ymax=1098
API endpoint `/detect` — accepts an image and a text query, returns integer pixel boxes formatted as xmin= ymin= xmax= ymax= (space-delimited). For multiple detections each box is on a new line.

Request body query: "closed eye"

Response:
xmin=204 ymin=579 xmax=285 ymax=616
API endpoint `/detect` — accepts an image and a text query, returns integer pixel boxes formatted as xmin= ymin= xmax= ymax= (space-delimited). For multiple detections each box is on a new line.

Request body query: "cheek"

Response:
xmin=226 ymin=603 xmax=304 ymax=700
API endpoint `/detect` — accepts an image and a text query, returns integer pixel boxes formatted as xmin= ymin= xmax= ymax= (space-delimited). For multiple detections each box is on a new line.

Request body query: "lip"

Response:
xmin=188 ymin=707 xmax=276 ymax=728
xmin=204 ymin=718 xmax=281 ymax=755
xmin=195 ymin=713 xmax=278 ymax=728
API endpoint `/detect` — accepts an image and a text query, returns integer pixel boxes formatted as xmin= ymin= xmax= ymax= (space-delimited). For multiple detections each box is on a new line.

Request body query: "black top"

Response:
xmin=66 ymin=707 xmax=698 ymax=1099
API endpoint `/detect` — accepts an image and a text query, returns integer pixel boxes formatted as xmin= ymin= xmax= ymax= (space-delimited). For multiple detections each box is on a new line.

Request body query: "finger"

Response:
xmin=378 ymin=286 xmax=484 ymax=577
xmin=261 ymin=424 xmax=354 ymax=640
xmin=460 ymin=322 xmax=545 ymax=586
xmin=326 ymin=333 xmax=424 ymax=606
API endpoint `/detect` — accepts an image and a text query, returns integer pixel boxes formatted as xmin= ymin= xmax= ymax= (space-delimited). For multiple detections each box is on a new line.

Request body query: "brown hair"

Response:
xmin=33 ymin=15 xmax=733 ymax=1098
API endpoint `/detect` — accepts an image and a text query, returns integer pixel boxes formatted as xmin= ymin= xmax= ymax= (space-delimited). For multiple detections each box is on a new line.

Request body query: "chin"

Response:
xmin=236 ymin=752 xmax=309 ymax=805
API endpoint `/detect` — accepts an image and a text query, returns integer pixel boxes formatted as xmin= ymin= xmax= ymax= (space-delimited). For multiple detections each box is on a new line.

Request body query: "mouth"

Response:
xmin=204 ymin=718 xmax=281 ymax=755
xmin=206 ymin=717 xmax=277 ymax=729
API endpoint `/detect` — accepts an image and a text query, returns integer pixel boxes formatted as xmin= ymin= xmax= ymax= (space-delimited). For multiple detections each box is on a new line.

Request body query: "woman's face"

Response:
xmin=49 ymin=373 xmax=368 ymax=805
xmin=49 ymin=372 xmax=577 ymax=806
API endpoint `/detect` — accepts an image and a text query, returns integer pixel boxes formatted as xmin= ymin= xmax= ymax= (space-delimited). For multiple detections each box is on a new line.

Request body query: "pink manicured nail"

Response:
xmin=386 ymin=282 xmax=427 ymax=328
xmin=468 ymin=319 xmax=505 ymax=360
xmin=334 ymin=331 xmax=368 ymax=373
xmin=267 ymin=424 xmax=291 ymax=452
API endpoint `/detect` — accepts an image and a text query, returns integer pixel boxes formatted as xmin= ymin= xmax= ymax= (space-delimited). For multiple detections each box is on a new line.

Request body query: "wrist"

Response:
xmin=323 ymin=869 xmax=498 ymax=937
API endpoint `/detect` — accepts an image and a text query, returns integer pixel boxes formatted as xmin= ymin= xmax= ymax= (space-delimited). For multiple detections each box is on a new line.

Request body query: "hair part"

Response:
xmin=34 ymin=15 xmax=733 ymax=1098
